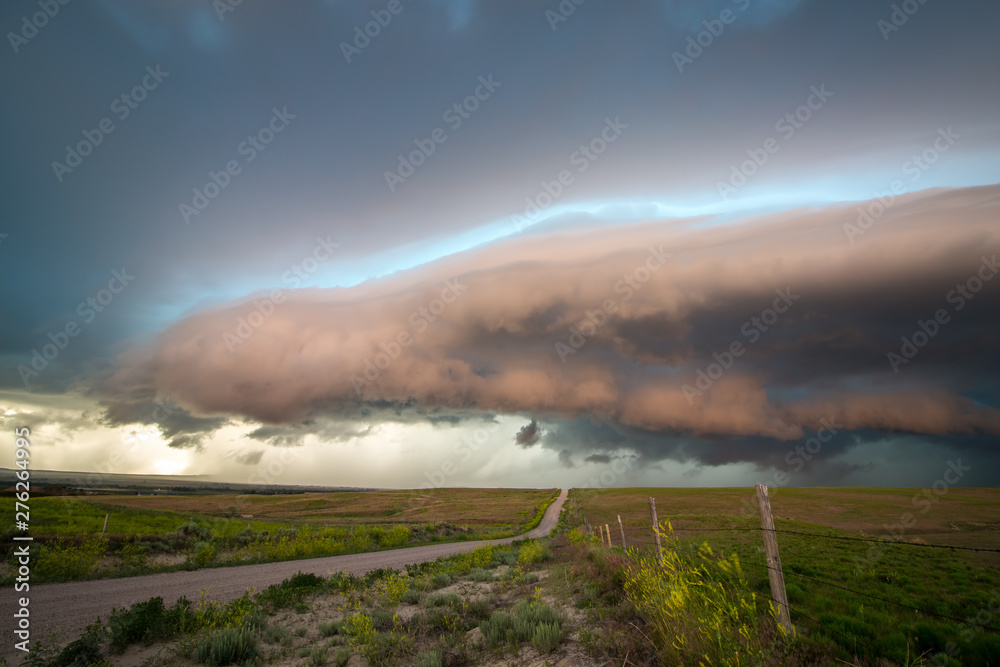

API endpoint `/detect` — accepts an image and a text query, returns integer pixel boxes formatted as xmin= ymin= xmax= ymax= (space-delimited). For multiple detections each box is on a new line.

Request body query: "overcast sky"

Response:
xmin=2 ymin=0 xmax=999 ymax=489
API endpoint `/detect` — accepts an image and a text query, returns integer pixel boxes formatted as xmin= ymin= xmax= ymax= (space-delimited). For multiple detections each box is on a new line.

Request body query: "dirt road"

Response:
xmin=2 ymin=489 xmax=567 ymax=661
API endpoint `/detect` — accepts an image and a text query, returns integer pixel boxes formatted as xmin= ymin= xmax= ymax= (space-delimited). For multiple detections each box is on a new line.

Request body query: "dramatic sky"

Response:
xmin=2 ymin=0 xmax=999 ymax=489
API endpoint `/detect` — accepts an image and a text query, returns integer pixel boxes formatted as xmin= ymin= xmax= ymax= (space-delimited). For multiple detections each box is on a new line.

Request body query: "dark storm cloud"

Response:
xmin=246 ymin=419 xmax=375 ymax=448
xmin=516 ymin=420 xmax=542 ymax=448
xmin=95 ymin=187 xmax=1000 ymax=448
xmin=97 ymin=398 xmax=228 ymax=450
xmin=558 ymin=450 xmax=575 ymax=468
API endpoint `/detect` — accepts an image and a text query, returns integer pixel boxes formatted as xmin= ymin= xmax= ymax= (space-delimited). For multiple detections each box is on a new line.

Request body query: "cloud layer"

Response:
xmin=95 ymin=186 xmax=1000 ymax=449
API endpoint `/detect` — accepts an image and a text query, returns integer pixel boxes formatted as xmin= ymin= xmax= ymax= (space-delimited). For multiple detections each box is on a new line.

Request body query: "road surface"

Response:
xmin=1 ymin=489 xmax=567 ymax=662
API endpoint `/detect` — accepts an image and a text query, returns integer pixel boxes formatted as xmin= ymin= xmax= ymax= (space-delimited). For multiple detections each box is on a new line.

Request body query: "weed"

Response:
xmin=427 ymin=593 xmax=461 ymax=608
xmin=333 ymin=648 xmax=351 ymax=667
xmin=430 ymin=572 xmax=451 ymax=589
xmin=467 ymin=567 xmax=494 ymax=582
xmin=318 ymin=621 xmax=343 ymax=637
xmin=415 ymin=649 xmax=443 ymax=667
xmin=192 ymin=627 xmax=258 ymax=666
xmin=308 ymin=645 xmax=328 ymax=666
xmin=361 ymin=630 xmax=413 ymax=666
xmin=262 ymin=625 xmax=291 ymax=645
xmin=35 ymin=537 xmax=107 ymax=581
xmin=623 ymin=523 xmax=782 ymax=666
xmin=532 ymin=622 xmax=562 ymax=654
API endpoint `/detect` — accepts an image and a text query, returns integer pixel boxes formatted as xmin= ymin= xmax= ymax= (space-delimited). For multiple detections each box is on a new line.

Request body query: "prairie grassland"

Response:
xmin=570 ymin=487 xmax=1000 ymax=665
xmin=75 ymin=487 xmax=557 ymax=528
xmin=573 ymin=486 xmax=1000 ymax=549
xmin=3 ymin=489 xmax=558 ymax=585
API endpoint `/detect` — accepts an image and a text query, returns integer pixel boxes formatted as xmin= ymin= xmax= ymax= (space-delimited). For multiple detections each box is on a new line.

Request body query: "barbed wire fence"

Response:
xmin=576 ymin=485 xmax=1000 ymax=647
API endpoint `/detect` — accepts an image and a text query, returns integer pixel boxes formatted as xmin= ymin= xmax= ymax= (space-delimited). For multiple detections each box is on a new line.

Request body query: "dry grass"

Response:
xmin=573 ymin=486 xmax=1000 ymax=549
xmin=84 ymin=488 xmax=557 ymax=528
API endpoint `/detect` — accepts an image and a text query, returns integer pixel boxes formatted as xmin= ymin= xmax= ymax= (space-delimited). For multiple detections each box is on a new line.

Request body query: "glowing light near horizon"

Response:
xmin=152 ymin=459 xmax=189 ymax=475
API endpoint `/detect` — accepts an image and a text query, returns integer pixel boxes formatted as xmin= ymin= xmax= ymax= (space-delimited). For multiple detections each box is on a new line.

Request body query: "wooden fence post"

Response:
xmin=605 ymin=524 xmax=611 ymax=548
xmin=755 ymin=484 xmax=792 ymax=635
xmin=648 ymin=497 xmax=663 ymax=563
xmin=617 ymin=515 xmax=626 ymax=549
xmin=102 ymin=513 xmax=109 ymax=536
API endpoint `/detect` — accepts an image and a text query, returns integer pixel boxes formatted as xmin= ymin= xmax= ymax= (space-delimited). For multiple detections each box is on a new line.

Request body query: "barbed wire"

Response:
xmin=580 ymin=511 xmax=1000 ymax=554
xmin=739 ymin=560 xmax=1000 ymax=633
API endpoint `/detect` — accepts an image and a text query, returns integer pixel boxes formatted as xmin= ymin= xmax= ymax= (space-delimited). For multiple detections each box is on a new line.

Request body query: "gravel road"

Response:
xmin=2 ymin=489 xmax=567 ymax=662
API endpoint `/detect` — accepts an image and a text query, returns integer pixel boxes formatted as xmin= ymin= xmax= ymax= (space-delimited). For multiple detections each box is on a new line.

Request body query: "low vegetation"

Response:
xmin=1 ymin=489 xmax=558 ymax=584
xmin=16 ymin=487 xmax=1000 ymax=665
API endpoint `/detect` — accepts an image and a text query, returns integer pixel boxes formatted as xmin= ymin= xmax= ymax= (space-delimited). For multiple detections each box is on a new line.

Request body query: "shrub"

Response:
xmin=308 ymin=646 xmax=328 ymax=666
xmin=193 ymin=542 xmax=216 ymax=568
xmin=402 ymin=588 xmax=423 ymax=605
xmin=257 ymin=571 xmax=326 ymax=609
xmin=107 ymin=597 xmax=195 ymax=653
xmin=344 ymin=613 xmax=376 ymax=648
xmin=480 ymin=611 xmax=515 ymax=648
xmin=430 ymin=573 xmax=451 ymax=589
xmin=263 ymin=625 xmax=291 ymax=645
xmin=319 ymin=621 xmax=343 ymax=637
xmin=481 ymin=598 xmax=564 ymax=650
xmin=491 ymin=550 xmax=517 ymax=567
xmin=36 ymin=537 xmax=107 ymax=581
xmin=532 ymin=622 xmax=562 ymax=654
xmin=416 ymin=649 xmax=443 ymax=667
xmin=468 ymin=567 xmax=494 ymax=582
xmin=117 ymin=541 xmax=149 ymax=570
xmin=466 ymin=595 xmax=495 ymax=621
xmin=517 ymin=540 xmax=545 ymax=564
xmin=419 ymin=607 xmax=464 ymax=634
xmin=33 ymin=621 xmax=106 ymax=667
xmin=333 ymin=648 xmax=351 ymax=667
xmin=361 ymin=630 xmax=413 ymax=665
xmin=427 ymin=593 xmax=461 ymax=608
xmin=381 ymin=525 xmax=411 ymax=548
xmin=294 ymin=626 xmax=307 ymax=637
xmin=192 ymin=627 xmax=258 ymax=666
xmin=370 ymin=608 xmax=396 ymax=630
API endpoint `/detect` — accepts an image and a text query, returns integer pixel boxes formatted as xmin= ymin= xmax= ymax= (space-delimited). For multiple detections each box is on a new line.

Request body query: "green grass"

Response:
xmin=26 ymin=497 xmax=290 ymax=537
xmin=571 ymin=488 xmax=1000 ymax=665
xmin=5 ymin=491 xmax=559 ymax=585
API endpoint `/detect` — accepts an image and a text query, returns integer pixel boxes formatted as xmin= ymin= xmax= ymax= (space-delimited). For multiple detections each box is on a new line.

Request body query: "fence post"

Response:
xmin=102 ymin=513 xmax=109 ymax=535
xmin=648 ymin=497 xmax=663 ymax=563
xmin=605 ymin=524 xmax=611 ymax=548
xmin=755 ymin=484 xmax=792 ymax=635
xmin=617 ymin=514 xmax=626 ymax=549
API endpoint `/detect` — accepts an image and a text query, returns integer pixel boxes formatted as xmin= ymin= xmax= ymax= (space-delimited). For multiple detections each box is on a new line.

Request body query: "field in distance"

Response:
xmin=4 ymin=488 xmax=558 ymax=585
xmin=70 ymin=487 xmax=556 ymax=527
xmin=573 ymin=486 xmax=1000 ymax=549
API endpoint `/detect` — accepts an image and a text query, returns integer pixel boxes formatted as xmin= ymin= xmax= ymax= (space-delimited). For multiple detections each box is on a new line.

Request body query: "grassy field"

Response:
xmin=3 ymin=489 xmax=558 ymax=585
xmin=573 ymin=486 xmax=1000 ymax=548
xmin=571 ymin=487 xmax=1000 ymax=665
xmin=17 ymin=488 xmax=1000 ymax=666
xmin=24 ymin=497 xmax=293 ymax=537
xmin=70 ymin=487 xmax=557 ymax=529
